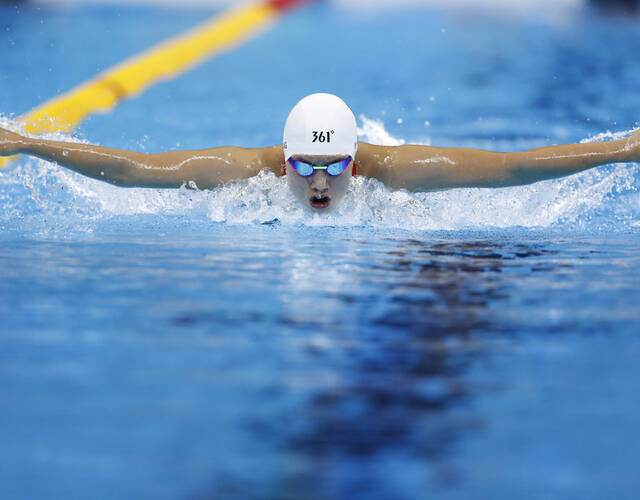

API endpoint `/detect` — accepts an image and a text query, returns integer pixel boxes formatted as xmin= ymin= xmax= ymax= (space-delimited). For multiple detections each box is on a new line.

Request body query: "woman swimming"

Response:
xmin=1 ymin=93 xmax=639 ymax=213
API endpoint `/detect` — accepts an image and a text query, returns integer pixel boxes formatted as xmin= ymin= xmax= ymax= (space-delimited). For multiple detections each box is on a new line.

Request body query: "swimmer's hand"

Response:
xmin=0 ymin=127 xmax=28 ymax=157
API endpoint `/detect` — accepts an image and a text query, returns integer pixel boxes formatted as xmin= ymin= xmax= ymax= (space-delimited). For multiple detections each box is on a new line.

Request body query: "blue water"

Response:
xmin=1 ymin=2 xmax=640 ymax=499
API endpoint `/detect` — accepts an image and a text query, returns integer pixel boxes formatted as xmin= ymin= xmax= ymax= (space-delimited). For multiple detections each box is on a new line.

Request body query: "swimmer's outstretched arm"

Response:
xmin=0 ymin=127 xmax=284 ymax=189
xmin=356 ymin=128 xmax=640 ymax=191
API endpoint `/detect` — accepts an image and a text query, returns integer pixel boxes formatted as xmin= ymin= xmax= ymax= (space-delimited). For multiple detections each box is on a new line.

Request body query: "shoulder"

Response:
xmin=202 ymin=144 xmax=284 ymax=176
xmin=258 ymin=145 xmax=285 ymax=176
xmin=354 ymin=142 xmax=388 ymax=174
xmin=355 ymin=142 xmax=440 ymax=161
xmin=355 ymin=142 xmax=440 ymax=177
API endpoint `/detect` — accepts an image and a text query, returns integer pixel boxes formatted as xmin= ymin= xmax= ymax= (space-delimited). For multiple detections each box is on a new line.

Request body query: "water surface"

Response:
xmin=1 ymin=1 xmax=639 ymax=498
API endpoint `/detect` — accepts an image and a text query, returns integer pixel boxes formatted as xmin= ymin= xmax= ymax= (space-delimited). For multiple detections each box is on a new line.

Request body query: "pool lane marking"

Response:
xmin=1 ymin=0 xmax=311 ymax=169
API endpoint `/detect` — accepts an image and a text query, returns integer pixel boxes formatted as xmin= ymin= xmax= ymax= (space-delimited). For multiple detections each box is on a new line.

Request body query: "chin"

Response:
xmin=307 ymin=204 xmax=333 ymax=213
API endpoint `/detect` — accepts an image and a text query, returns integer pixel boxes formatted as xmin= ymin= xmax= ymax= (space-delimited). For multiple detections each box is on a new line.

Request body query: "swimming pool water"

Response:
xmin=1 ymin=2 xmax=640 ymax=499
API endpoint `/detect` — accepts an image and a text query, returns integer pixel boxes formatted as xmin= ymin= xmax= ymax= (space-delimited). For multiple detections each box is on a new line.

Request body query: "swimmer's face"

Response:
xmin=286 ymin=155 xmax=353 ymax=213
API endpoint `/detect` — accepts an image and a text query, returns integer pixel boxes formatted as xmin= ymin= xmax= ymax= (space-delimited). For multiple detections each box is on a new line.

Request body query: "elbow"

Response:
xmin=499 ymin=153 xmax=535 ymax=187
xmin=461 ymin=153 xmax=520 ymax=188
xmin=502 ymin=165 xmax=550 ymax=188
xmin=111 ymin=153 xmax=169 ymax=187
xmin=101 ymin=162 xmax=139 ymax=187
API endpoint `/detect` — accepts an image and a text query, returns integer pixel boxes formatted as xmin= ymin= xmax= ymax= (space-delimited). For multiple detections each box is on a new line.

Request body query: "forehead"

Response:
xmin=291 ymin=154 xmax=349 ymax=164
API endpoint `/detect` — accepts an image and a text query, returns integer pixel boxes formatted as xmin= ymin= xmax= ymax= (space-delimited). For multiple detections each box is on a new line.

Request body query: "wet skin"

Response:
xmin=286 ymin=155 xmax=353 ymax=213
xmin=2 ymin=127 xmax=640 ymax=211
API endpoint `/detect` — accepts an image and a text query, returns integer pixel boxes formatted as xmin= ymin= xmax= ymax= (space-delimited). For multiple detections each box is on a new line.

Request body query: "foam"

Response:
xmin=1 ymin=116 xmax=638 ymax=234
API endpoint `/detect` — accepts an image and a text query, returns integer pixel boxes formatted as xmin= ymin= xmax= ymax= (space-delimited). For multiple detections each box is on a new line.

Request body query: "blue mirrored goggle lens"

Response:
xmin=288 ymin=157 xmax=351 ymax=177
xmin=326 ymin=158 xmax=351 ymax=176
xmin=289 ymin=158 xmax=315 ymax=176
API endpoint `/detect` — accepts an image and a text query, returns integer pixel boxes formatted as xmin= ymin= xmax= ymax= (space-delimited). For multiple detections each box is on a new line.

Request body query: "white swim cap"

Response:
xmin=283 ymin=93 xmax=358 ymax=160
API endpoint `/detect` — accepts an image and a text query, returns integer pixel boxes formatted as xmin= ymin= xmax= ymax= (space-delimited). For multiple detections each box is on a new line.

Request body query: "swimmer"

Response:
xmin=1 ymin=93 xmax=639 ymax=213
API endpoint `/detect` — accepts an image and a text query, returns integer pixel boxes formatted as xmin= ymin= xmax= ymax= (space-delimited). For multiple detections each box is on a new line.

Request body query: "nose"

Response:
xmin=310 ymin=172 xmax=329 ymax=194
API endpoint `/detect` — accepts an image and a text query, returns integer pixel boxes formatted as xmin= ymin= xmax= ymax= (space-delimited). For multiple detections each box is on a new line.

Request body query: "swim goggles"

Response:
xmin=287 ymin=156 xmax=352 ymax=177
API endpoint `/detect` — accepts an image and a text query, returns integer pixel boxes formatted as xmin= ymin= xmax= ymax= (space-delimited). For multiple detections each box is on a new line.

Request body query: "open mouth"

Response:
xmin=309 ymin=196 xmax=331 ymax=209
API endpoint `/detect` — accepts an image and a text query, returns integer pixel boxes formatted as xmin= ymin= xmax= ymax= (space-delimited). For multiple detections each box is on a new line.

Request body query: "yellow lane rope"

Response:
xmin=1 ymin=0 xmax=308 ymax=168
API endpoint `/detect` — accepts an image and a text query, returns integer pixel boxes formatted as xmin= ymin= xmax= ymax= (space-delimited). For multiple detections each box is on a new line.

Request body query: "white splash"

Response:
xmin=580 ymin=128 xmax=639 ymax=144
xmin=1 ymin=116 xmax=638 ymax=233
xmin=357 ymin=115 xmax=407 ymax=146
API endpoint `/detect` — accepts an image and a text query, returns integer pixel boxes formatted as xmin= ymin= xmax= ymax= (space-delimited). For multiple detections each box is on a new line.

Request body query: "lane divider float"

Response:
xmin=1 ymin=0 xmax=311 ymax=168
